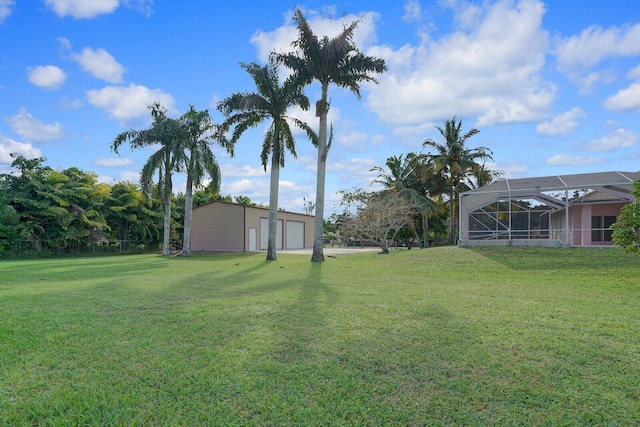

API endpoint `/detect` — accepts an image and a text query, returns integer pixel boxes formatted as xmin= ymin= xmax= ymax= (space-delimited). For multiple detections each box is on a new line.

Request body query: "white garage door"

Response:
xmin=260 ymin=218 xmax=282 ymax=250
xmin=286 ymin=221 xmax=305 ymax=249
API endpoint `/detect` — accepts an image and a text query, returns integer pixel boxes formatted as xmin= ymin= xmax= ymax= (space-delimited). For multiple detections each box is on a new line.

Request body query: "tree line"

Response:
xmin=0 ymin=152 xmax=261 ymax=258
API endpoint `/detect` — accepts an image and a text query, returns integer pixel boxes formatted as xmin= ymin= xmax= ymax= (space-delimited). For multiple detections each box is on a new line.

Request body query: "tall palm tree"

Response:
xmin=423 ymin=116 xmax=493 ymax=245
xmin=112 ymin=103 xmax=184 ymax=256
xmin=218 ymin=60 xmax=317 ymax=261
xmin=179 ymin=105 xmax=225 ymax=257
xmin=274 ymin=8 xmax=387 ymax=262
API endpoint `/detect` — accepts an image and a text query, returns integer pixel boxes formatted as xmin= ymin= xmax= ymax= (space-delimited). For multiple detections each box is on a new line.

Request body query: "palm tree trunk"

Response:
xmin=311 ymin=84 xmax=329 ymax=262
xmin=411 ymin=216 xmax=421 ymax=248
xmin=162 ymin=166 xmax=172 ymax=256
xmin=422 ymin=213 xmax=430 ymax=248
xmin=449 ymin=184 xmax=455 ymax=245
xmin=267 ymin=135 xmax=280 ymax=261
xmin=182 ymin=172 xmax=194 ymax=257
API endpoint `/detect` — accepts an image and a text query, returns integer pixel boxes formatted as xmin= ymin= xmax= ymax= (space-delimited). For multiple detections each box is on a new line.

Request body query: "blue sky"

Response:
xmin=1 ymin=0 xmax=639 ymax=214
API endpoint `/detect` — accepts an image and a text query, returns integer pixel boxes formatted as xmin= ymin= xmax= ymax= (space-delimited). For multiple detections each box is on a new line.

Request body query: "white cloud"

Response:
xmin=57 ymin=36 xmax=73 ymax=51
xmin=220 ymin=176 xmax=314 ymax=210
xmin=278 ymin=179 xmax=314 ymax=197
xmin=585 ymin=128 xmax=638 ymax=152
xmin=555 ymin=23 xmax=640 ymax=71
xmin=370 ymin=133 xmax=387 ymax=146
xmin=368 ymin=0 xmax=554 ymax=129
xmin=494 ymin=161 xmax=527 ymax=178
xmin=86 ymin=84 xmax=175 ymax=123
xmin=95 ymin=157 xmax=133 ymax=167
xmin=402 ymin=0 xmax=421 ymax=23
xmin=0 ymin=0 xmax=14 ymax=24
xmin=60 ymin=97 xmax=84 ymax=109
xmin=27 ymin=65 xmax=67 ymax=90
xmin=221 ymin=163 xmax=268 ymax=177
xmin=339 ymin=131 xmax=368 ymax=152
xmin=603 ymin=82 xmax=640 ymax=112
xmin=336 ymin=120 xmax=368 ymax=151
xmin=97 ymin=174 xmax=116 ymax=184
xmin=0 ymin=135 xmax=42 ymax=164
xmin=536 ymin=108 xmax=585 ymax=136
xmin=72 ymin=47 xmax=125 ymax=83
xmin=118 ymin=170 xmax=140 ymax=183
xmin=628 ymin=64 xmax=640 ymax=80
xmin=555 ymin=22 xmax=640 ymax=92
xmin=546 ymin=154 xmax=601 ymax=167
xmin=250 ymin=9 xmax=380 ymax=64
xmin=45 ymin=0 xmax=120 ymax=19
xmin=4 ymin=107 xmax=64 ymax=142
xmin=222 ymin=178 xmax=269 ymax=199
xmin=329 ymin=157 xmax=379 ymax=187
xmin=44 ymin=0 xmax=152 ymax=19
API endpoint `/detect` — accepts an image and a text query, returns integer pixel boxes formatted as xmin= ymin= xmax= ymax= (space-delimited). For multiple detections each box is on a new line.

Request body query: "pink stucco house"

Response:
xmin=459 ymin=171 xmax=640 ymax=247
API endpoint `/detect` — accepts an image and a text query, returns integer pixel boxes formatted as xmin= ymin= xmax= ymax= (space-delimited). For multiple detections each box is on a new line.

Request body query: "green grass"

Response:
xmin=1 ymin=247 xmax=639 ymax=425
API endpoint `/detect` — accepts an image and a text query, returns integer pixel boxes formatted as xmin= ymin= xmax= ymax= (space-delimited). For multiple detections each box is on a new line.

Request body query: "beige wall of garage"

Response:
xmin=191 ymin=201 xmax=315 ymax=252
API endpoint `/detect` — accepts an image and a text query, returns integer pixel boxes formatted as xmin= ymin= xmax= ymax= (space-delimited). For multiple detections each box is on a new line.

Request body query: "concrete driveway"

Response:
xmin=280 ymin=247 xmax=381 ymax=255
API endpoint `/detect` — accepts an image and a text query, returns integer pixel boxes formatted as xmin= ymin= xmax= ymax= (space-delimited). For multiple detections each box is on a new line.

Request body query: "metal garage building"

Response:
xmin=190 ymin=201 xmax=315 ymax=252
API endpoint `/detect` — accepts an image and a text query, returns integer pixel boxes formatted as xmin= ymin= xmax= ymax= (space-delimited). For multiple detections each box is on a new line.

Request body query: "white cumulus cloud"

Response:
xmin=0 ymin=135 xmax=42 ymax=164
xmin=221 ymin=163 xmax=269 ymax=177
xmin=555 ymin=23 xmax=640 ymax=71
xmin=86 ymin=84 xmax=175 ymax=124
xmin=250 ymin=9 xmax=380 ymax=64
xmin=4 ymin=107 xmax=64 ymax=142
xmin=72 ymin=47 xmax=125 ymax=83
xmin=585 ymin=128 xmax=638 ymax=152
xmin=554 ymin=22 xmax=640 ymax=91
xmin=44 ymin=0 xmax=119 ymax=19
xmin=536 ymin=108 xmax=585 ymax=136
xmin=402 ymin=0 xmax=422 ymax=22
xmin=603 ymin=82 xmax=640 ymax=112
xmin=94 ymin=157 xmax=133 ymax=167
xmin=27 ymin=65 xmax=67 ymax=90
xmin=546 ymin=154 xmax=601 ymax=167
xmin=0 ymin=0 xmax=14 ymax=24
xmin=367 ymin=0 xmax=554 ymax=130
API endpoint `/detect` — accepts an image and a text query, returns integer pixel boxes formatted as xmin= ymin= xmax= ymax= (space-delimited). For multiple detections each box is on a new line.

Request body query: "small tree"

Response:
xmin=611 ymin=181 xmax=640 ymax=254
xmin=343 ymin=191 xmax=419 ymax=254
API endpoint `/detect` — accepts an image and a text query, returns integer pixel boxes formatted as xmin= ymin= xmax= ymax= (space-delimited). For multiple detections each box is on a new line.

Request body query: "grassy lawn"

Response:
xmin=1 ymin=247 xmax=639 ymax=425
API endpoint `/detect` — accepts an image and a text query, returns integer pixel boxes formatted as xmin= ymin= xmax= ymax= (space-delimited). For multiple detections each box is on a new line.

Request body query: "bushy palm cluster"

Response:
xmin=342 ymin=116 xmax=499 ymax=249
xmin=0 ymin=154 xmax=164 ymax=257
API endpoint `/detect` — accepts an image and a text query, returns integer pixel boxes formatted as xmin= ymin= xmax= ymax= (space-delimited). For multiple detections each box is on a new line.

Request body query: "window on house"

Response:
xmin=591 ymin=216 xmax=602 ymax=242
xmin=591 ymin=215 xmax=616 ymax=242
xmin=603 ymin=216 xmax=616 ymax=242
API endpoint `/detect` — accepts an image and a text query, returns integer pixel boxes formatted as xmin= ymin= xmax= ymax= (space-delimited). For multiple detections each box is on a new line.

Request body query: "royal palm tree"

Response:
xmin=179 ymin=105 xmax=225 ymax=257
xmin=112 ymin=103 xmax=185 ymax=256
xmin=274 ymin=8 xmax=387 ymax=262
xmin=423 ymin=116 xmax=493 ymax=245
xmin=218 ymin=60 xmax=317 ymax=261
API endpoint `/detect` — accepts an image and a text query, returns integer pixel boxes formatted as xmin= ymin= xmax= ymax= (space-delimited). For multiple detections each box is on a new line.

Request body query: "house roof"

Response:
xmin=460 ymin=171 xmax=640 ymax=212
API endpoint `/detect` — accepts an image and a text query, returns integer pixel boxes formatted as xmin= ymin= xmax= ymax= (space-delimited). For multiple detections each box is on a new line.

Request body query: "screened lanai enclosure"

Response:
xmin=458 ymin=171 xmax=640 ymax=247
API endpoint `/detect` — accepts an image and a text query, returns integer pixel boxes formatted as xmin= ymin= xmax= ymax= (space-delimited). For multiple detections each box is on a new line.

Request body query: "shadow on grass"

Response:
xmin=0 ymin=254 xmax=171 ymax=289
